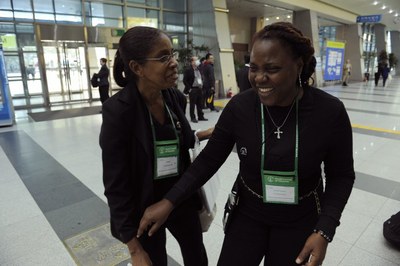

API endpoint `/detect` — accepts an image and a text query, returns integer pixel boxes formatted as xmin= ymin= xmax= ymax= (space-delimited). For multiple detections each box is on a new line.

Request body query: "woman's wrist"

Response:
xmin=127 ymin=237 xmax=143 ymax=255
xmin=313 ymin=229 xmax=332 ymax=243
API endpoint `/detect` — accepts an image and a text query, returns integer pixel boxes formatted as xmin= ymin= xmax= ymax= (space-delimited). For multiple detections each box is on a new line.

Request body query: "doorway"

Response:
xmin=42 ymin=41 xmax=89 ymax=105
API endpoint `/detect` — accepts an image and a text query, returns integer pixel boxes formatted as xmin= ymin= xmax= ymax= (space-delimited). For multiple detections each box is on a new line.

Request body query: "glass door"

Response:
xmin=42 ymin=41 xmax=89 ymax=105
xmin=87 ymin=46 xmax=107 ymax=101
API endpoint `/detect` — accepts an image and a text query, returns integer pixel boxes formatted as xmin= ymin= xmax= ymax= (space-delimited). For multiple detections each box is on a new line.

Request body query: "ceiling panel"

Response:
xmin=226 ymin=0 xmax=400 ymax=31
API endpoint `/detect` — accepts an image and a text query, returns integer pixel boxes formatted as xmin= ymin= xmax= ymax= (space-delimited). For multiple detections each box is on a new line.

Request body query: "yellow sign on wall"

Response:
xmin=0 ymin=34 xmax=17 ymax=49
xmin=326 ymin=40 xmax=345 ymax=49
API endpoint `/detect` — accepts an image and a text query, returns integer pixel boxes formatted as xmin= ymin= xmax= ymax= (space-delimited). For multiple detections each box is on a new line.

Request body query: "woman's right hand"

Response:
xmin=130 ymin=249 xmax=152 ymax=266
xmin=137 ymin=199 xmax=174 ymax=237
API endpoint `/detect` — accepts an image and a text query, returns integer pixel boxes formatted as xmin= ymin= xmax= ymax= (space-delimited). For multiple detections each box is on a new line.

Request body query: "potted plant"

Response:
xmin=389 ymin=53 xmax=398 ymax=69
xmin=378 ymin=50 xmax=388 ymax=64
xmin=176 ymin=39 xmax=209 ymax=77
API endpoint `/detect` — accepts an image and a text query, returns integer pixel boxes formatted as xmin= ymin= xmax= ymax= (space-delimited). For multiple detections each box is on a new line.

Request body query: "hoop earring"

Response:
xmin=298 ymin=74 xmax=303 ymax=88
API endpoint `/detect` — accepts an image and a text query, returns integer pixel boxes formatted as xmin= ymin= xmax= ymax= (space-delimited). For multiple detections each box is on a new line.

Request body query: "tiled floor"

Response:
xmin=1 ymin=77 xmax=400 ymax=265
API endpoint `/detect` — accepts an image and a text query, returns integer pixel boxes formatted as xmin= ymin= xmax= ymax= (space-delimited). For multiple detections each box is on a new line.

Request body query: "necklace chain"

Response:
xmin=265 ymin=99 xmax=296 ymax=139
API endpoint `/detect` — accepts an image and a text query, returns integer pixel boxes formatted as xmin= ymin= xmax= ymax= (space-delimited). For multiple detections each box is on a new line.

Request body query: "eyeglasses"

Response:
xmin=144 ymin=51 xmax=178 ymax=64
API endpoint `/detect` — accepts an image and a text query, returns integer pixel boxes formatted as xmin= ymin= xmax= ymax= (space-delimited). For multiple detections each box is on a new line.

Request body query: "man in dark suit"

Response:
xmin=202 ymin=53 xmax=219 ymax=112
xmin=236 ymin=54 xmax=252 ymax=93
xmin=95 ymin=58 xmax=110 ymax=103
xmin=183 ymin=56 xmax=208 ymax=123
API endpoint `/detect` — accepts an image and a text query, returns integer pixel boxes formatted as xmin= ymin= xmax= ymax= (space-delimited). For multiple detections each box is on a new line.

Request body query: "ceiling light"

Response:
xmin=373 ymin=1 xmax=378 ymax=5
xmin=382 ymin=5 xmax=386 ymax=9
xmin=287 ymin=15 xmax=291 ymax=18
xmin=276 ymin=16 xmax=280 ymax=20
xmin=264 ymin=4 xmax=292 ymax=12
xmin=396 ymin=13 xmax=399 ymax=17
xmin=265 ymin=18 xmax=269 ymax=21
xmin=389 ymin=9 xmax=393 ymax=13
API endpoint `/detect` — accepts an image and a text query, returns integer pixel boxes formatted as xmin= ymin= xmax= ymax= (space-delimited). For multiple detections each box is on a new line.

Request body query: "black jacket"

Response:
xmin=100 ymin=83 xmax=195 ymax=243
xmin=166 ymin=87 xmax=355 ymax=240
xmin=202 ymin=62 xmax=215 ymax=89
xmin=96 ymin=64 xmax=109 ymax=87
xmin=183 ymin=66 xmax=202 ymax=94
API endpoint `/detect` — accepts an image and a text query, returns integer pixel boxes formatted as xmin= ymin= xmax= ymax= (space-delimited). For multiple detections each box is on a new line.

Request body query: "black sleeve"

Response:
xmin=164 ymin=99 xmax=237 ymax=205
xmin=316 ymin=101 xmax=355 ymax=240
xmin=183 ymin=69 xmax=191 ymax=94
xmin=210 ymin=65 xmax=215 ymax=87
xmin=97 ymin=65 xmax=109 ymax=79
xmin=173 ymin=87 xmax=188 ymax=114
xmin=100 ymin=100 xmax=138 ymax=243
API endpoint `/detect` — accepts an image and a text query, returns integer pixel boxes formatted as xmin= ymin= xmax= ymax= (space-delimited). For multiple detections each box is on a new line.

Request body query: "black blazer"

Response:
xmin=183 ymin=66 xmax=195 ymax=94
xmin=100 ymin=82 xmax=195 ymax=243
xmin=236 ymin=65 xmax=252 ymax=92
xmin=96 ymin=64 xmax=109 ymax=86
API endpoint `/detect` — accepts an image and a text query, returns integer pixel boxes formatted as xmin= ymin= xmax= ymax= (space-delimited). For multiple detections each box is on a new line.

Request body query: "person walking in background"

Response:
xmin=381 ymin=62 xmax=390 ymax=87
xmin=100 ymin=26 xmax=212 ymax=266
xmin=137 ymin=22 xmax=355 ymax=266
xmin=374 ymin=63 xmax=382 ymax=86
xmin=236 ymin=54 xmax=252 ymax=92
xmin=94 ymin=58 xmax=110 ymax=103
xmin=183 ymin=56 xmax=208 ymax=123
xmin=342 ymin=59 xmax=351 ymax=86
xmin=202 ymin=53 xmax=219 ymax=112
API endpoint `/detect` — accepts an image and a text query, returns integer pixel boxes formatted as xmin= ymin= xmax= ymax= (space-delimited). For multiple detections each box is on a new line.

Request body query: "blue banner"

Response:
xmin=0 ymin=46 xmax=14 ymax=126
xmin=324 ymin=41 xmax=345 ymax=81
xmin=356 ymin=15 xmax=382 ymax=23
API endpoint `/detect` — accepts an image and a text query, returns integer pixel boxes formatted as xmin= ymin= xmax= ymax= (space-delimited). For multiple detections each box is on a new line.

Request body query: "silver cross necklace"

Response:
xmin=265 ymin=99 xmax=296 ymax=139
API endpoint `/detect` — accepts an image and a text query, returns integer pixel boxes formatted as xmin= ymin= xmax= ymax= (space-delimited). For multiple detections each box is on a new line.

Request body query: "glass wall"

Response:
xmin=362 ymin=23 xmax=376 ymax=75
xmin=85 ymin=2 xmax=124 ymax=28
xmin=0 ymin=22 xmax=44 ymax=108
xmin=0 ymin=0 xmax=188 ymax=109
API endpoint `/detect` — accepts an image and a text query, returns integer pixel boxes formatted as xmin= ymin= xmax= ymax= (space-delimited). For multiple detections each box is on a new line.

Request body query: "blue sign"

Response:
xmin=0 ymin=46 xmax=14 ymax=126
xmin=356 ymin=15 xmax=382 ymax=23
xmin=324 ymin=41 xmax=345 ymax=81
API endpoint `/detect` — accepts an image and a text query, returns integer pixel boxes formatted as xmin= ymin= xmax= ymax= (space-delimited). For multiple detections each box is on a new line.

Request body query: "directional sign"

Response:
xmin=356 ymin=15 xmax=382 ymax=23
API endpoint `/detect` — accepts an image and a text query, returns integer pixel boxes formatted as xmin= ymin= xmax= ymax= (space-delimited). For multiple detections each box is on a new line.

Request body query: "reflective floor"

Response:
xmin=1 ymin=77 xmax=400 ymax=265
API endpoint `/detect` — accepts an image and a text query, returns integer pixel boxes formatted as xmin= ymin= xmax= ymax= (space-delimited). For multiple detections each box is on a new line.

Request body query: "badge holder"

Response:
xmin=262 ymin=170 xmax=298 ymax=204
xmin=154 ymin=139 xmax=179 ymax=179
xmin=149 ymin=102 xmax=180 ymax=180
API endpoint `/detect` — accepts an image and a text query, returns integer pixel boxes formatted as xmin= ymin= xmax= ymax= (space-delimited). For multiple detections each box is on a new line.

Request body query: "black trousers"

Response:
xmin=99 ymin=85 xmax=110 ymax=104
xmin=218 ymin=202 xmax=318 ymax=266
xmin=139 ymin=199 xmax=208 ymax=266
xmin=374 ymin=72 xmax=381 ymax=86
xmin=189 ymin=87 xmax=205 ymax=119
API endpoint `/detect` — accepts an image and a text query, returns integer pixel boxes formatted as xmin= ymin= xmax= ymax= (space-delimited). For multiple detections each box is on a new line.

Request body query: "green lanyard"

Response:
xmin=260 ymin=98 xmax=299 ymax=204
xmin=149 ymin=102 xmax=180 ymax=179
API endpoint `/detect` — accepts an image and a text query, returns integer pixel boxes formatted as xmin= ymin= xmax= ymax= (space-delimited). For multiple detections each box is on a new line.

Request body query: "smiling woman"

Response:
xmin=137 ymin=22 xmax=355 ymax=266
xmin=99 ymin=26 xmax=213 ymax=266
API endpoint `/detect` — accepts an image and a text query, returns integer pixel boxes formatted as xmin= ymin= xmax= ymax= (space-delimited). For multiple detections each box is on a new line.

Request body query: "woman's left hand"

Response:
xmin=295 ymin=232 xmax=328 ymax=265
xmin=196 ymin=127 xmax=214 ymax=141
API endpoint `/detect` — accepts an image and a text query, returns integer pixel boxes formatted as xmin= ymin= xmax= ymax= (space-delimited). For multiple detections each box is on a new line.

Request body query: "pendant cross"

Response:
xmin=274 ymin=127 xmax=283 ymax=139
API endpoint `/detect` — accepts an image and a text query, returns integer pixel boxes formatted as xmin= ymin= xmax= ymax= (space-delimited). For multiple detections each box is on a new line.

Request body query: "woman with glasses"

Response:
xmin=100 ymin=26 xmax=211 ymax=266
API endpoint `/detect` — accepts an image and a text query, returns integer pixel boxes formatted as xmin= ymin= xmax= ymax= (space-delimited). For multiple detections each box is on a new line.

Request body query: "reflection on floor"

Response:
xmin=1 ymin=77 xmax=400 ymax=265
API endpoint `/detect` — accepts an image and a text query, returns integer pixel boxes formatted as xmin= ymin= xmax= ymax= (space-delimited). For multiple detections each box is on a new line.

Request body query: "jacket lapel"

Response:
xmin=117 ymin=84 xmax=152 ymax=160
